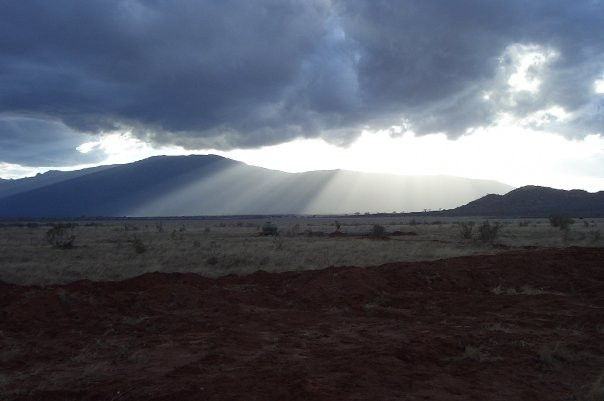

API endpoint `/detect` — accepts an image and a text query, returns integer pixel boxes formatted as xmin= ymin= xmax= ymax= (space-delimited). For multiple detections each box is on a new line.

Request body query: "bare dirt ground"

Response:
xmin=1 ymin=247 xmax=603 ymax=400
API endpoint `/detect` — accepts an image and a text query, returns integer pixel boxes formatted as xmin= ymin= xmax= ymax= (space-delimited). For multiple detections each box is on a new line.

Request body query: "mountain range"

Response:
xmin=0 ymin=155 xmax=513 ymax=218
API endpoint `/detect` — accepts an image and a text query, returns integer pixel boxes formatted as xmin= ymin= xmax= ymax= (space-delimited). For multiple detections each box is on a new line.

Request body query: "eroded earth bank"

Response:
xmin=1 ymin=247 xmax=603 ymax=400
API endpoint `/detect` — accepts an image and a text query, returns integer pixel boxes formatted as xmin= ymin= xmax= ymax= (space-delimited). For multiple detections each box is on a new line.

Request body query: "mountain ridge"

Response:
xmin=0 ymin=155 xmax=514 ymax=218
xmin=443 ymin=185 xmax=604 ymax=217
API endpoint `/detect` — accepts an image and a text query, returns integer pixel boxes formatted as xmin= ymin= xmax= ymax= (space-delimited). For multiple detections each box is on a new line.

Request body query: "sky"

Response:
xmin=0 ymin=0 xmax=603 ymax=191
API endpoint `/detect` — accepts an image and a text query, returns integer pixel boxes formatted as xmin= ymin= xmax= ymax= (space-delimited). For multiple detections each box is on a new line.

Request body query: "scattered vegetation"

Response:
xmin=2 ymin=216 xmax=603 ymax=285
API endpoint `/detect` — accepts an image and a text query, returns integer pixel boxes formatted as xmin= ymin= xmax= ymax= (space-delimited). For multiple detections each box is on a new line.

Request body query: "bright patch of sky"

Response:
xmin=4 ymin=124 xmax=602 ymax=193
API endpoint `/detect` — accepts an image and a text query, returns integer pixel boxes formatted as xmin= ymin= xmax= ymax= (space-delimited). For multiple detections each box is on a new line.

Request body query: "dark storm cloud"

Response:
xmin=0 ymin=116 xmax=105 ymax=166
xmin=0 ymin=0 xmax=602 ymax=161
xmin=334 ymin=0 xmax=604 ymax=135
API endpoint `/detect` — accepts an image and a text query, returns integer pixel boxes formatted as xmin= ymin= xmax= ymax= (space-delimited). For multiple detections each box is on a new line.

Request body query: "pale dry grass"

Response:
xmin=0 ymin=217 xmax=602 ymax=285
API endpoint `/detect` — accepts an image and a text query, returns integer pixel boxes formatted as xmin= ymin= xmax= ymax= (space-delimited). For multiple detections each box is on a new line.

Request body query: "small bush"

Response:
xmin=128 ymin=235 xmax=146 ymax=254
xmin=334 ymin=220 xmax=341 ymax=233
xmin=260 ymin=222 xmax=279 ymax=236
xmin=459 ymin=222 xmax=473 ymax=239
xmin=45 ymin=225 xmax=76 ymax=249
xmin=549 ymin=215 xmax=574 ymax=230
xmin=370 ymin=224 xmax=386 ymax=237
xmin=478 ymin=220 xmax=500 ymax=243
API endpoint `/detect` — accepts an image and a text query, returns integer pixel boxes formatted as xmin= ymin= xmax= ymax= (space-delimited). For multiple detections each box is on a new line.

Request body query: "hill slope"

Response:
xmin=0 ymin=155 xmax=513 ymax=218
xmin=447 ymin=185 xmax=604 ymax=217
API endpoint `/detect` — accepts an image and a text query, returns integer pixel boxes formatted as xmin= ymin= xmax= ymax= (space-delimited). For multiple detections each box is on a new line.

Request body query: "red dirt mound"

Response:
xmin=1 ymin=247 xmax=603 ymax=400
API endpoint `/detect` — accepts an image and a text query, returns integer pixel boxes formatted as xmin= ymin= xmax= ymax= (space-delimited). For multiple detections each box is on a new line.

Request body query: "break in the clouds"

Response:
xmin=0 ymin=0 xmax=603 ymax=166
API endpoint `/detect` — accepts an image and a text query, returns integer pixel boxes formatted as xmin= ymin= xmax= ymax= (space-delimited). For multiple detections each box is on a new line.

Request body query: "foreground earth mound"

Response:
xmin=1 ymin=248 xmax=603 ymax=400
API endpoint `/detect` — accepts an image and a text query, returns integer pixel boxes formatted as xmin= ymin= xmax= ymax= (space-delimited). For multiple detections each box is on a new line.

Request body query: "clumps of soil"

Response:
xmin=1 ymin=247 xmax=603 ymax=400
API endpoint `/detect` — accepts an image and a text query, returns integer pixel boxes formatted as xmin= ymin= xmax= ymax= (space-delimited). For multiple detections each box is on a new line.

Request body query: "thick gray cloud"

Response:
xmin=0 ymin=116 xmax=105 ymax=166
xmin=0 ymin=0 xmax=602 ymax=165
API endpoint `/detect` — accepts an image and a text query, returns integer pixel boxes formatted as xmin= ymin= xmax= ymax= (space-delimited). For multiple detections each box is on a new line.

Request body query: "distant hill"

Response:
xmin=445 ymin=185 xmax=604 ymax=217
xmin=0 ymin=165 xmax=113 ymax=199
xmin=0 ymin=155 xmax=513 ymax=218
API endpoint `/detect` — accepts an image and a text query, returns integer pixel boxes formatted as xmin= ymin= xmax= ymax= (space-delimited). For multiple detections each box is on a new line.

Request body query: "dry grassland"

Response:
xmin=0 ymin=216 xmax=602 ymax=285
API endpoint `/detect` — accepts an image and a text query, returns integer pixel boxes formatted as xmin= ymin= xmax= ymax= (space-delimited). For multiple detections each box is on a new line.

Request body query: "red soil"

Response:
xmin=1 ymin=247 xmax=603 ymax=400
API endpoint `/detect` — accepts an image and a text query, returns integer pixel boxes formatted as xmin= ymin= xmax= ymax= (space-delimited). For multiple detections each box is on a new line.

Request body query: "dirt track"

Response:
xmin=1 ymin=247 xmax=603 ymax=400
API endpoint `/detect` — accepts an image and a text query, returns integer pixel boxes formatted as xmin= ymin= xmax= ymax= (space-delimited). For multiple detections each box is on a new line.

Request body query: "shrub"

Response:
xmin=206 ymin=240 xmax=219 ymax=264
xmin=128 ymin=235 xmax=146 ymax=254
xmin=45 ymin=225 xmax=76 ymax=249
xmin=459 ymin=222 xmax=473 ymax=239
xmin=478 ymin=220 xmax=500 ymax=243
xmin=549 ymin=215 xmax=574 ymax=230
xmin=370 ymin=224 xmax=386 ymax=237
xmin=260 ymin=221 xmax=279 ymax=236
xmin=334 ymin=220 xmax=341 ymax=233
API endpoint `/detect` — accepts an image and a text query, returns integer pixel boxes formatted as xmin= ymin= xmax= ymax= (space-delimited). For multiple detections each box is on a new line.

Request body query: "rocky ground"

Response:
xmin=1 ymin=247 xmax=603 ymax=400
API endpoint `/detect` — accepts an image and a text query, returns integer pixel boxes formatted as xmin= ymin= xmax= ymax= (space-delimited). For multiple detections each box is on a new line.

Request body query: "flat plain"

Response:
xmin=0 ymin=216 xmax=602 ymax=285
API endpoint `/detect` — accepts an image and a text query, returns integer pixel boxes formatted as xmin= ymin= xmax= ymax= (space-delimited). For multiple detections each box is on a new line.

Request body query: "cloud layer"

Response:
xmin=0 ymin=116 xmax=105 ymax=166
xmin=0 ymin=0 xmax=602 ymax=166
